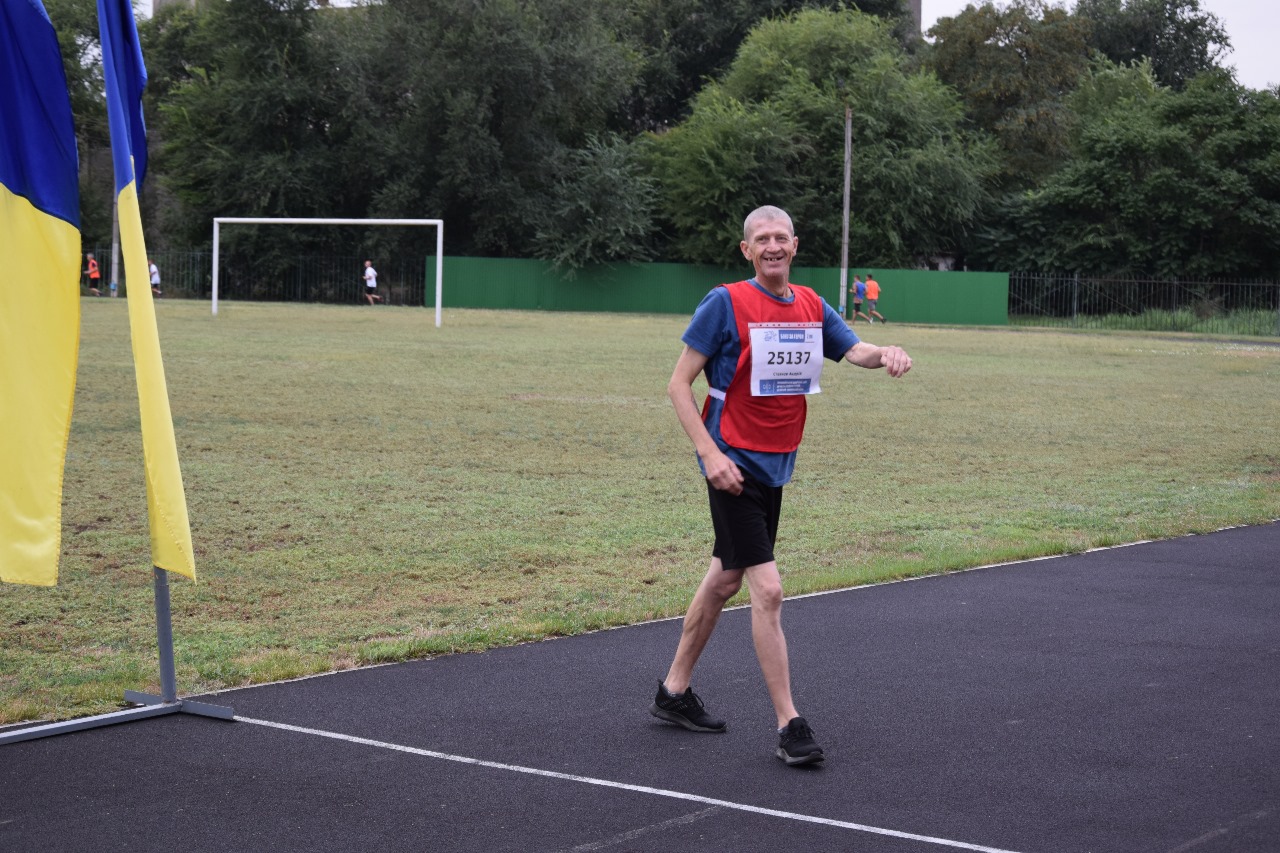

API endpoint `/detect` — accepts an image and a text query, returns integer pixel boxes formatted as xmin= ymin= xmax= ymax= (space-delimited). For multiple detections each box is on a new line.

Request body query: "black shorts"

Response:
xmin=706 ymin=474 xmax=783 ymax=571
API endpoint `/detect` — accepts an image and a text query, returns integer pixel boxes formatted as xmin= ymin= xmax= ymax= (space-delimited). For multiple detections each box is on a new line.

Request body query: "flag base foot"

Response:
xmin=124 ymin=690 xmax=235 ymax=720
xmin=0 ymin=692 xmax=234 ymax=745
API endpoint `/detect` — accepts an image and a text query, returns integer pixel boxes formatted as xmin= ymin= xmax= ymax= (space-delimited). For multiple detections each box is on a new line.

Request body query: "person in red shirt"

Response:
xmin=85 ymin=253 xmax=101 ymax=296
xmin=651 ymin=205 xmax=912 ymax=766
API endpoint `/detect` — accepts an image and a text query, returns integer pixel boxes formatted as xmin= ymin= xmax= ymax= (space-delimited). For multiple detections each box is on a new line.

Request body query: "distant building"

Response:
xmin=909 ymin=0 xmax=922 ymax=34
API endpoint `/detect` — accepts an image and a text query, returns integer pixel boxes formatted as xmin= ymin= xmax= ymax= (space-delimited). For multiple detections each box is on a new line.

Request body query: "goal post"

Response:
xmin=211 ymin=217 xmax=444 ymax=326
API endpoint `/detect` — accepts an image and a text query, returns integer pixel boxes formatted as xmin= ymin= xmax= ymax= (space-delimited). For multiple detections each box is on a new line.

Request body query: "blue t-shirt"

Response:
xmin=855 ymin=280 xmax=866 ymax=300
xmin=681 ymin=280 xmax=859 ymax=486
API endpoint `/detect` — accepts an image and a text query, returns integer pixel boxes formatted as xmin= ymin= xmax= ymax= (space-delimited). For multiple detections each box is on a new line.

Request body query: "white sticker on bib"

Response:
xmin=748 ymin=322 xmax=823 ymax=396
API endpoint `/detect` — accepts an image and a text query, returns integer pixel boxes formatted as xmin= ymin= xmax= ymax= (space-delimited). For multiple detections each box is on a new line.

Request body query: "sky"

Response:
xmin=921 ymin=0 xmax=1278 ymax=91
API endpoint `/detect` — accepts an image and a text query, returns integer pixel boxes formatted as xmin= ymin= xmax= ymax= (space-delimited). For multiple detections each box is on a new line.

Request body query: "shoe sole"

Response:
xmin=776 ymin=747 xmax=825 ymax=766
xmin=650 ymin=704 xmax=727 ymax=733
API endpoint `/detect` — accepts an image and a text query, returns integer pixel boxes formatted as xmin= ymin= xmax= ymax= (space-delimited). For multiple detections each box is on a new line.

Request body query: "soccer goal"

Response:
xmin=210 ymin=217 xmax=444 ymax=326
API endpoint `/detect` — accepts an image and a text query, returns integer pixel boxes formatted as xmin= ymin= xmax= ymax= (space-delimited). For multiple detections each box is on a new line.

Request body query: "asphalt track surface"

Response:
xmin=3 ymin=522 xmax=1277 ymax=853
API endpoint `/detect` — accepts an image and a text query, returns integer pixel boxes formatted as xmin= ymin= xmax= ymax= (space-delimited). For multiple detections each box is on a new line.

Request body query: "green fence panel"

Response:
xmin=434 ymin=257 xmax=1009 ymax=326
xmin=434 ymin=257 xmax=747 ymax=315
xmin=860 ymin=269 xmax=1009 ymax=326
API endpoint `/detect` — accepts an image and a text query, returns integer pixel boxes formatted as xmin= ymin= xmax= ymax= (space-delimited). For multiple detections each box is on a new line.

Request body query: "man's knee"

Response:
xmin=752 ymin=582 xmax=784 ymax=612
xmin=744 ymin=566 xmax=784 ymax=611
xmin=709 ymin=572 xmax=743 ymax=602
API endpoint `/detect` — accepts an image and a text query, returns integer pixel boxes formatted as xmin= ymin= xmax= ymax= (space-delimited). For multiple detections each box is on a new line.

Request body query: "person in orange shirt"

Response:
xmin=85 ymin=253 xmax=101 ymax=296
xmin=864 ymin=274 xmax=886 ymax=323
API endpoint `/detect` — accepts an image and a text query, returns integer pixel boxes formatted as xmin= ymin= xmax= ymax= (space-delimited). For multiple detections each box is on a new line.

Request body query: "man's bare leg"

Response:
xmin=662 ymin=558 xmax=743 ymax=693
xmin=744 ymin=561 xmax=800 ymax=728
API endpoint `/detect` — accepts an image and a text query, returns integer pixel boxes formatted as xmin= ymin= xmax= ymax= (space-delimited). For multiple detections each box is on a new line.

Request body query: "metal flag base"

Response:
xmin=0 ymin=567 xmax=234 ymax=746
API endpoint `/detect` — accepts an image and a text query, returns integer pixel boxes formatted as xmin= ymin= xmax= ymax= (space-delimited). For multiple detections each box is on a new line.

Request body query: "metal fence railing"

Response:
xmin=83 ymin=250 xmax=432 ymax=306
xmin=213 ymin=254 xmax=431 ymax=307
xmin=1009 ymin=273 xmax=1280 ymax=337
xmin=82 ymin=248 xmax=212 ymax=300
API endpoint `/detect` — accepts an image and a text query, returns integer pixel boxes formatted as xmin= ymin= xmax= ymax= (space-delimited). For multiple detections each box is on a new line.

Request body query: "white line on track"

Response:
xmin=552 ymin=806 xmax=722 ymax=852
xmin=237 ymin=715 xmax=1024 ymax=853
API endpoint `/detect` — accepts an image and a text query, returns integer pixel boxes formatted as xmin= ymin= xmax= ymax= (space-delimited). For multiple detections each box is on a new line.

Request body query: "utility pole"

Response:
xmin=838 ymin=100 xmax=853 ymax=320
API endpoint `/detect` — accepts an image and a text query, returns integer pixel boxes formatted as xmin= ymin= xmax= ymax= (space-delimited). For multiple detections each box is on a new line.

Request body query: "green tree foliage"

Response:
xmin=975 ymin=69 xmax=1280 ymax=278
xmin=924 ymin=0 xmax=1093 ymax=189
xmin=329 ymin=0 xmax=642 ymax=259
xmin=618 ymin=0 xmax=910 ymax=134
xmin=645 ymin=9 xmax=994 ymax=268
xmin=155 ymin=0 xmax=348 ymax=258
xmin=533 ymin=134 xmax=657 ymax=273
xmin=1075 ymin=0 xmax=1229 ymax=91
xmin=1066 ymin=55 xmax=1160 ymax=128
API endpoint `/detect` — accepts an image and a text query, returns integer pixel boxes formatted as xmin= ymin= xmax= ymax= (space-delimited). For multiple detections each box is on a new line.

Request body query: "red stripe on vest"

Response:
xmin=713 ymin=280 xmax=824 ymax=453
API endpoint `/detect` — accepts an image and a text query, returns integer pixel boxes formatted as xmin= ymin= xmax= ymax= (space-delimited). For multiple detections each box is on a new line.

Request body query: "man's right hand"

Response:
xmin=701 ymin=448 xmax=744 ymax=495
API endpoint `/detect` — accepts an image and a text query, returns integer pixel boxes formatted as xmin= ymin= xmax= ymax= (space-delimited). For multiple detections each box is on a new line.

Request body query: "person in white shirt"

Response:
xmin=363 ymin=259 xmax=382 ymax=304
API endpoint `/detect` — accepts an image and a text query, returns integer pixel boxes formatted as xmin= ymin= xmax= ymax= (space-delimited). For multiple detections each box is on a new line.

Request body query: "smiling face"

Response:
xmin=740 ymin=209 xmax=798 ymax=292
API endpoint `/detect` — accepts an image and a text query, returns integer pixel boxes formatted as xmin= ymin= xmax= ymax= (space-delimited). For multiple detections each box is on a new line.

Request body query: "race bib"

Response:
xmin=748 ymin=322 xmax=823 ymax=396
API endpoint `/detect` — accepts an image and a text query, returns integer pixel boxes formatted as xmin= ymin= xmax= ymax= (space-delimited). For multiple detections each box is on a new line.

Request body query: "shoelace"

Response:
xmin=784 ymin=721 xmax=813 ymax=742
xmin=674 ymin=691 xmax=704 ymax=711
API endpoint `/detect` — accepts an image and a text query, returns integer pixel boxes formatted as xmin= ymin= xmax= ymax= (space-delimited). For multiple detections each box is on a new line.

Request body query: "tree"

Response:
xmin=1075 ymin=0 xmax=1229 ymax=91
xmin=924 ymin=0 xmax=1093 ymax=189
xmin=332 ymin=0 xmax=643 ymax=258
xmin=155 ymin=0 xmax=349 ymax=258
xmin=43 ymin=0 xmax=112 ymax=247
xmin=645 ymin=9 xmax=995 ymax=267
xmin=617 ymin=0 xmax=912 ymax=134
xmin=533 ymin=134 xmax=657 ymax=273
xmin=974 ymin=69 xmax=1280 ymax=278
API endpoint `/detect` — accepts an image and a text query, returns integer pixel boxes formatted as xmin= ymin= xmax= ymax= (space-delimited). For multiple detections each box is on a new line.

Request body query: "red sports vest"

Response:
xmin=709 ymin=280 xmax=824 ymax=453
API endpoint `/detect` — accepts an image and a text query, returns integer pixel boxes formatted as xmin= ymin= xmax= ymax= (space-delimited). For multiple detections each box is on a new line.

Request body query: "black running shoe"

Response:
xmin=776 ymin=717 xmax=824 ymax=765
xmin=650 ymin=682 xmax=727 ymax=733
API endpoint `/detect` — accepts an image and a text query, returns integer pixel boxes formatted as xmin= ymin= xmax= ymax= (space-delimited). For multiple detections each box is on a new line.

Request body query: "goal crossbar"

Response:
xmin=211 ymin=217 xmax=444 ymax=326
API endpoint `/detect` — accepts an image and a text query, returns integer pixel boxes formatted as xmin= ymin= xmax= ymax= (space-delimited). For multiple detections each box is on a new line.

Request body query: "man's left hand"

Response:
xmin=879 ymin=346 xmax=911 ymax=378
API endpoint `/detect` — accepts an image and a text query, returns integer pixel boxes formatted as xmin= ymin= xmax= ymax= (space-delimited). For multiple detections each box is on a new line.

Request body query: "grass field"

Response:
xmin=3 ymin=300 xmax=1278 ymax=724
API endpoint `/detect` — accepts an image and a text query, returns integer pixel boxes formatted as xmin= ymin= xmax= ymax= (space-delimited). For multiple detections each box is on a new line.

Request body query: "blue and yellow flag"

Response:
xmin=99 ymin=0 xmax=195 ymax=580
xmin=1 ymin=0 xmax=82 ymax=586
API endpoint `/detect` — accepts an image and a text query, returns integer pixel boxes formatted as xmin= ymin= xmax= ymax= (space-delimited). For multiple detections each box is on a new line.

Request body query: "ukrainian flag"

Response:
xmin=1 ymin=0 xmax=82 ymax=586
xmin=99 ymin=0 xmax=195 ymax=580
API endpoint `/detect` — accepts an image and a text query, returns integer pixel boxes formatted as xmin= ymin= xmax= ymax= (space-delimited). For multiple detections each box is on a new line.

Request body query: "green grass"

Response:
xmin=1011 ymin=306 xmax=1280 ymax=336
xmin=3 ymin=300 xmax=1278 ymax=723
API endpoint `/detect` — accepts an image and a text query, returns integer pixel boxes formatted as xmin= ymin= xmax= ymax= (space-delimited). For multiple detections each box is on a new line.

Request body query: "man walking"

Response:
xmin=651 ymin=205 xmax=911 ymax=765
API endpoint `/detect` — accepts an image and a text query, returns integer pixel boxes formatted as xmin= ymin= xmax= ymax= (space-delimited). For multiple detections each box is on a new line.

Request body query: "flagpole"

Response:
xmin=120 ymin=567 xmax=233 ymax=717
xmin=838 ymin=99 xmax=852 ymax=320
xmin=0 ymin=0 xmax=235 ymax=746
xmin=153 ymin=567 xmax=178 ymax=702
xmin=0 ymin=567 xmax=234 ymax=745
xmin=110 ymin=197 xmax=121 ymax=297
